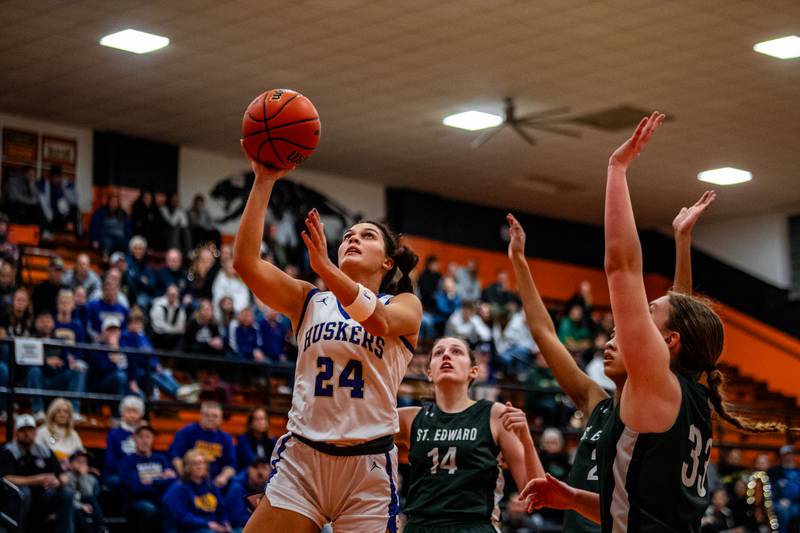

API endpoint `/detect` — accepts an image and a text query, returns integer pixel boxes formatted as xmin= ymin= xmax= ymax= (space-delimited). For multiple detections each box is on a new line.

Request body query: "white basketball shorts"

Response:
xmin=265 ymin=433 xmax=400 ymax=533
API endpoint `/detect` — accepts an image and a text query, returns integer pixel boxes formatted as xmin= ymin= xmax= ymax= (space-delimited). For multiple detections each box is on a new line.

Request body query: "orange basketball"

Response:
xmin=241 ymin=88 xmax=321 ymax=169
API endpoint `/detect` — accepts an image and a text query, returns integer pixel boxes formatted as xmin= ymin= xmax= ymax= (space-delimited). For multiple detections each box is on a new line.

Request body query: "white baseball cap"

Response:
xmin=102 ymin=316 xmax=122 ymax=331
xmin=15 ymin=414 xmax=36 ymax=430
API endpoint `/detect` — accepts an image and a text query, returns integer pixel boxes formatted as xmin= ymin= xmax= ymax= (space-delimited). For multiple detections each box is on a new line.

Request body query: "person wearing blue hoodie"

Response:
xmin=162 ymin=448 xmax=231 ymax=533
xmin=120 ymin=424 xmax=177 ymax=531
xmin=103 ymin=396 xmax=144 ymax=489
xmin=168 ymin=402 xmax=236 ymax=489
xmin=223 ymin=457 xmax=268 ymax=531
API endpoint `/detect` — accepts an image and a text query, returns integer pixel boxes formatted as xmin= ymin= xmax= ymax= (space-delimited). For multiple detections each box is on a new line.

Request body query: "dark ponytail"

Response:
xmin=706 ymin=368 xmax=790 ymax=433
xmin=361 ymin=220 xmax=419 ymax=295
xmin=667 ymin=292 xmax=794 ymax=434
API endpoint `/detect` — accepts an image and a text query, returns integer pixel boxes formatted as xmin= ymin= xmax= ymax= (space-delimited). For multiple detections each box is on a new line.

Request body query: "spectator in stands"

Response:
xmin=27 ymin=311 xmax=87 ymax=418
xmin=5 ymin=165 xmax=44 ymax=226
xmin=454 ymin=259 xmax=482 ymax=302
xmin=417 ymin=255 xmax=441 ymax=312
xmin=229 ymin=306 xmax=264 ymax=361
xmin=717 ymin=448 xmax=747 ymax=489
xmin=700 ymin=488 xmax=742 ymax=533
xmin=256 ymin=301 xmax=290 ymax=362
xmin=123 ymin=307 xmax=190 ymax=400
xmin=432 ymin=275 xmax=461 ymax=334
xmin=87 ymin=317 xmax=129 ymax=406
xmin=55 ymin=289 xmax=85 ymax=346
xmin=104 ymin=396 xmax=144 ymax=489
xmin=162 ymin=448 xmax=232 ymax=533
xmin=120 ymin=424 xmax=177 ymax=531
xmin=188 ymin=194 xmax=221 ymax=248
xmin=168 ymin=401 xmax=236 ymax=489
xmin=558 ymin=303 xmax=593 ymax=353
xmin=584 ymin=331 xmax=616 ymax=392
xmin=212 ymin=245 xmax=251 ymax=317
xmin=183 ymin=298 xmax=226 ymax=356
xmin=127 ymin=236 xmax=157 ymax=309
xmin=150 ymin=284 xmax=187 ymax=350
xmin=35 ymin=397 xmax=85 ymax=463
xmin=493 ymin=304 xmax=538 ymax=376
xmin=0 ymin=261 xmax=16 ymax=307
xmin=0 ymin=213 xmax=20 ymax=265
xmin=72 ymin=285 xmax=89 ymax=337
xmin=65 ymin=450 xmax=105 ymax=533
xmin=157 ymin=248 xmax=189 ymax=295
xmin=187 ymin=245 xmax=218 ymax=303
xmin=86 ymin=269 xmax=129 ymax=341
xmin=215 ymin=295 xmax=235 ymax=350
xmin=564 ymin=280 xmax=594 ymax=322
xmin=89 ymin=190 xmax=131 ymax=259
xmin=32 ymin=256 xmax=66 ymax=315
xmin=160 ymin=192 xmax=191 ymax=254
xmin=235 ymin=407 xmax=275 ymax=472
xmin=63 ymin=254 xmax=102 ymax=303
xmin=38 ymin=165 xmax=79 ymax=236
xmin=0 ymin=413 xmax=75 ymax=533
xmin=771 ymin=445 xmax=800 ymax=533
xmin=482 ymin=268 xmax=520 ymax=307
xmin=524 ymin=353 xmax=567 ymax=428
xmin=444 ymin=300 xmax=491 ymax=345
xmin=131 ymin=191 xmax=161 ymax=251
xmin=1 ymin=286 xmax=33 ymax=337
xmin=90 ymin=266 xmax=130 ymax=308
xmin=109 ymin=250 xmax=131 ymax=297
xmin=224 ymin=457 xmax=269 ymax=530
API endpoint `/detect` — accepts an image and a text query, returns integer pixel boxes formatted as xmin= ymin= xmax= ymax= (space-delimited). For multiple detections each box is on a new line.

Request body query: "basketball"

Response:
xmin=241 ymin=88 xmax=321 ymax=169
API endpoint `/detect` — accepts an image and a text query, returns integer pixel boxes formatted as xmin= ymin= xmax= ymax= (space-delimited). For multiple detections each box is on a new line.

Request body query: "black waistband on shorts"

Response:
xmin=293 ymin=433 xmax=394 ymax=456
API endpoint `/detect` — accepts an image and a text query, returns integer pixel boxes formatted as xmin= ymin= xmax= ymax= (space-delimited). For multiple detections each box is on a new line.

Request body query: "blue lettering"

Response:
xmin=334 ymin=322 xmax=348 ymax=342
xmin=361 ymin=330 xmax=374 ymax=352
xmin=311 ymin=324 xmax=323 ymax=343
xmin=322 ymin=322 xmax=336 ymax=340
xmin=303 ymin=328 xmax=312 ymax=351
xmin=375 ymin=336 xmax=385 ymax=358
xmin=349 ymin=325 xmax=362 ymax=345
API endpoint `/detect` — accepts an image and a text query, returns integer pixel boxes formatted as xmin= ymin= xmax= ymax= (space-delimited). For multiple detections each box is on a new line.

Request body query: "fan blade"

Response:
xmin=511 ymin=124 xmax=537 ymax=146
xmin=515 ymin=106 xmax=572 ymax=123
xmin=470 ymin=125 xmax=506 ymax=149
xmin=527 ymin=123 xmax=582 ymax=138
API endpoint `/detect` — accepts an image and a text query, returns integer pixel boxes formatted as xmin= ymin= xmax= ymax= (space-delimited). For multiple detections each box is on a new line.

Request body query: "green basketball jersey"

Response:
xmin=596 ymin=373 xmax=712 ymax=533
xmin=563 ymin=397 xmax=614 ymax=533
xmin=405 ymin=400 xmax=503 ymax=528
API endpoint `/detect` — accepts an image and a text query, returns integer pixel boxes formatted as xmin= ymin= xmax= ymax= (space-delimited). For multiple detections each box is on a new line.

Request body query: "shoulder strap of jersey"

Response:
xmin=295 ymin=288 xmax=320 ymax=338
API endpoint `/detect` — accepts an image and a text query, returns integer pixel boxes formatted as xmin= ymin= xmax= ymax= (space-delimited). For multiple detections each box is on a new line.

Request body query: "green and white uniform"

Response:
xmin=596 ymin=373 xmax=712 ymax=532
xmin=563 ymin=397 xmax=614 ymax=532
xmin=404 ymin=400 xmax=503 ymax=533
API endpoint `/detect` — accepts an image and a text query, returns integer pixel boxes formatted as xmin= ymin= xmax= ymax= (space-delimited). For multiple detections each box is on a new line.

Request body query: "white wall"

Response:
xmin=0 ymin=113 xmax=94 ymax=212
xmin=682 ymin=211 xmax=793 ymax=289
xmin=178 ymin=146 xmax=385 ymax=235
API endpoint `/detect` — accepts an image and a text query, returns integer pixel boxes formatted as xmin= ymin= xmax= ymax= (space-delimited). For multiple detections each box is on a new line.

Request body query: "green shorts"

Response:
xmin=403 ymin=523 xmax=497 ymax=533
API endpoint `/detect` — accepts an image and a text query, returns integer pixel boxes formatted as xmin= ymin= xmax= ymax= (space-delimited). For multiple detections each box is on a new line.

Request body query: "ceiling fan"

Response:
xmin=471 ymin=97 xmax=582 ymax=149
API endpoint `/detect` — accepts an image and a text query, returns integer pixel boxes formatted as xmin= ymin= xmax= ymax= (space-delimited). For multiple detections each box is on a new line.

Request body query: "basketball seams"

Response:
xmin=242 ymin=88 xmax=319 ymax=169
xmin=264 ymin=90 xmax=288 ymax=168
xmin=270 ymin=138 xmax=318 ymax=151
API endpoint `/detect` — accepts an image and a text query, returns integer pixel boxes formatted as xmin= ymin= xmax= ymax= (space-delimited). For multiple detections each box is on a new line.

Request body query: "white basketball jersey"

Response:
xmin=286 ymin=289 xmax=415 ymax=443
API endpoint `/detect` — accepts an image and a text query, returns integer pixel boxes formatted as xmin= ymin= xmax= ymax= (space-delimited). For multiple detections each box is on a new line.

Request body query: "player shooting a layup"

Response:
xmin=235 ymin=149 xmax=422 ymax=533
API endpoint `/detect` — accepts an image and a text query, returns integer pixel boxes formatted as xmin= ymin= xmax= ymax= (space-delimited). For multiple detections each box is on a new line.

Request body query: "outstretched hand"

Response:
xmin=507 ymin=213 xmax=527 ymax=259
xmin=609 ymin=111 xmax=665 ymax=169
xmin=301 ymin=208 xmax=334 ymax=275
xmin=519 ymin=473 xmax=576 ymax=513
xmin=240 ymin=140 xmax=293 ymax=182
xmin=673 ymin=190 xmax=717 ymax=236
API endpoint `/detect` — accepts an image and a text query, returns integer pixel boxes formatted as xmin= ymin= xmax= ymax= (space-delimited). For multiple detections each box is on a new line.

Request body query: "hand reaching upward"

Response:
xmin=609 ymin=111 xmax=665 ymax=169
xmin=673 ymin=190 xmax=717 ymax=237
